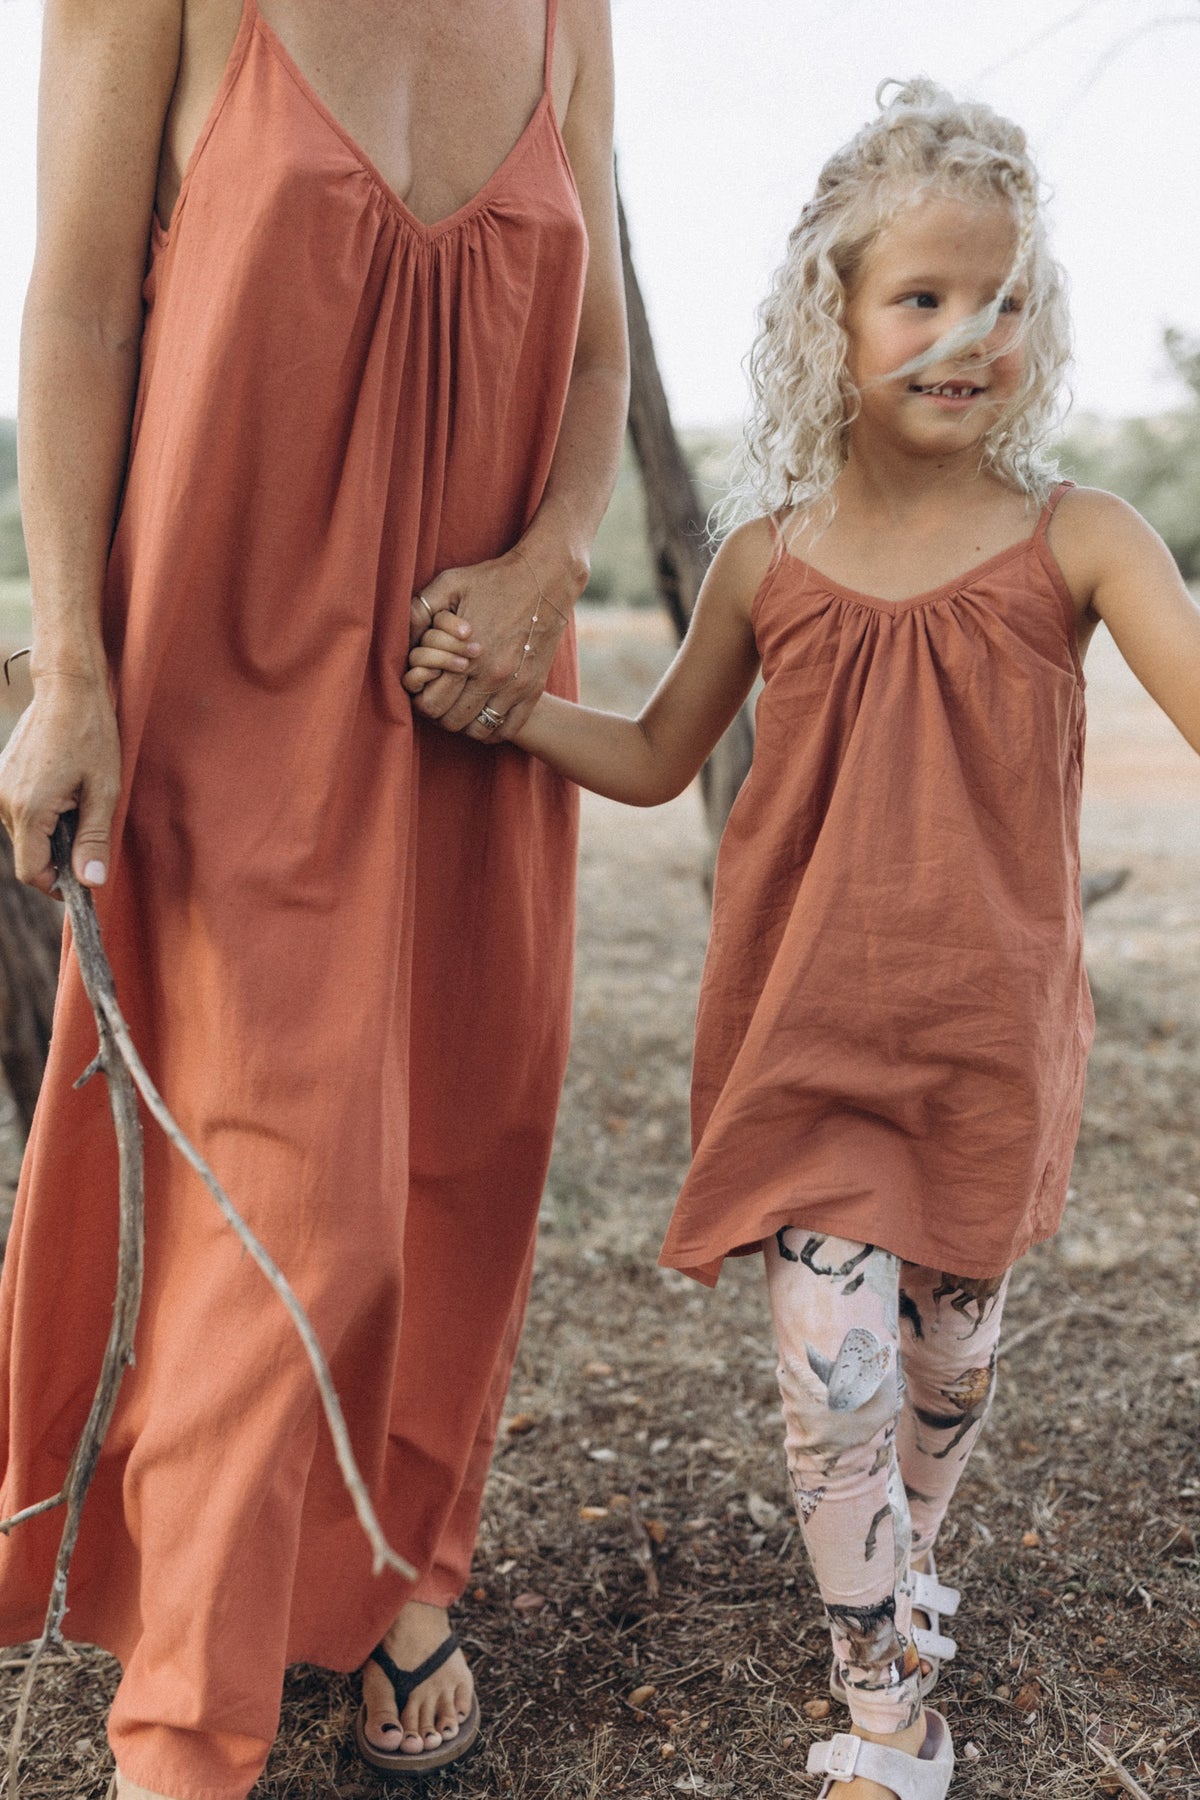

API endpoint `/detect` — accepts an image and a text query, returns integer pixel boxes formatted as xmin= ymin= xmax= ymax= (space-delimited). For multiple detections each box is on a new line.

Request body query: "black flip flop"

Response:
xmin=354 ymin=1633 xmax=481 ymax=1776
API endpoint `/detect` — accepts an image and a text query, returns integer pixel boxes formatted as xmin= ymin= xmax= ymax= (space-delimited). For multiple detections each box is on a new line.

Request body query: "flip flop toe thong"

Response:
xmin=354 ymin=1632 xmax=482 ymax=1776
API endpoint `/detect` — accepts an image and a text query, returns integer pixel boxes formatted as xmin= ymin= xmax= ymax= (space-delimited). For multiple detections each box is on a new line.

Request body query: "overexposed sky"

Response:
xmin=1 ymin=0 xmax=1199 ymax=427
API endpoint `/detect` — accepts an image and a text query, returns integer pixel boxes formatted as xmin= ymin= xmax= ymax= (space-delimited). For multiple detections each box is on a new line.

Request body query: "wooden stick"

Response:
xmin=1086 ymin=1738 xmax=1154 ymax=1800
xmin=94 ymin=994 xmax=411 ymax=1582
xmin=1 ymin=818 xmax=412 ymax=1795
xmin=996 ymin=1304 xmax=1133 ymax=1359
xmin=3 ymin=818 xmax=146 ymax=1800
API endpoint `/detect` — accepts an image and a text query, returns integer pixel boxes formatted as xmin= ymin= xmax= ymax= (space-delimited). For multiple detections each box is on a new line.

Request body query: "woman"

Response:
xmin=0 ymin=1 xmax=627 ymax=1794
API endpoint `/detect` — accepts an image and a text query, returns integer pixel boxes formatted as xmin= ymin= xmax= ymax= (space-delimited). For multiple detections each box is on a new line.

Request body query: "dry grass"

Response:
xmin=1 ymin=609 xmax=1197 ymax=1798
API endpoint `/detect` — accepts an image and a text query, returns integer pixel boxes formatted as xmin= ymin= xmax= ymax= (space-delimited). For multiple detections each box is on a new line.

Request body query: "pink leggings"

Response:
xmin=764 ymin=1230 xmax=1010 ymax=1734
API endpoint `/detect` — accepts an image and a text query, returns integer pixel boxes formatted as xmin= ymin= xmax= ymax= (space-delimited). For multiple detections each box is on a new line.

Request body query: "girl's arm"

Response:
xmin=504 ymin=519 xmax=768 ymax=804
xmin=1056 ymin=489 xmax=1200 ymax=754
xmin=0 ymin=0 xmax=181 ymax=891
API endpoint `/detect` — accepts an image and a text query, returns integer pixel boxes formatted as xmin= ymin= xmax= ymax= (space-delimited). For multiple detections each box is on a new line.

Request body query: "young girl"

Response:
xmin=407 ymin=79 xmax=1200 ymax=1800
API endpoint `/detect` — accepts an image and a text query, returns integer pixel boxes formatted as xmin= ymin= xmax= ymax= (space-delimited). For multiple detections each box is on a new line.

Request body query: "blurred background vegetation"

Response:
xmin=1 ymin=328 xmax=1198 ymax=610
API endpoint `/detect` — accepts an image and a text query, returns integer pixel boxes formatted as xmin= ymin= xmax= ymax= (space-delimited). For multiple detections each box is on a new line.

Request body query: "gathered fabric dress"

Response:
xmin=0 ymin=2 xmax=586 ymax=1795
xmin=661 ymin=485 xmax=1094 ymax=1288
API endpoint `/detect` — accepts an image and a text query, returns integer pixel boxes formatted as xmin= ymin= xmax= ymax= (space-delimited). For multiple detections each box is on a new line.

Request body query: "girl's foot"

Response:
xmin=360 ymin=1600 xmax=474 ymax=1755
xmin=910 ymin=1552 xmax=934 ymax=1679
xmin=113 ymin=1778 xmax=182 ymax=1799
xmin=816 ymin=1711 xmax=932 ymax=1798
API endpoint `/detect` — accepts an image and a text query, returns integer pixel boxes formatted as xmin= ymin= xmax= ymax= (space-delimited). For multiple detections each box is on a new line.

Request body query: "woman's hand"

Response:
xmin=407 ymin=548 xmax=573 ymax=741
xmin=0 ymin=674 xmax=122 ymax=893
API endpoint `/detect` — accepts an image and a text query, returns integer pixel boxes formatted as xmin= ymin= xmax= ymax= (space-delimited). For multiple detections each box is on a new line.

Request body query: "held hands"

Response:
xmin=404 ymin=547 xmax=569 ymax=741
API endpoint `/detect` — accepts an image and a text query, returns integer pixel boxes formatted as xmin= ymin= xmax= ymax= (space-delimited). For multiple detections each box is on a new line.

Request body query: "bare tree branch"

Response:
xmin=971 ymin=0 xmax=1115 ymax=83
xmin=0 ymin=816 xmax=413 ymax=1795
xmin=1 ymin=819 xmax=145 ymax=1800
xmin=1087 ymin=1737 xmax=1154 ymax=1800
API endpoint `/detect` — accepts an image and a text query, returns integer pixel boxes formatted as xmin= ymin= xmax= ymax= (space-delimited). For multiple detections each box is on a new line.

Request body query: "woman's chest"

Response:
xmin=255 ymin=0 xmax=567 ymax=223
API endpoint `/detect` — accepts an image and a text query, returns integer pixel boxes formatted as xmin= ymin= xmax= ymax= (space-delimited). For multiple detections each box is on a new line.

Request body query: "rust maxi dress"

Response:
xmin=0 ymin=1 xmax=587 ymax=1793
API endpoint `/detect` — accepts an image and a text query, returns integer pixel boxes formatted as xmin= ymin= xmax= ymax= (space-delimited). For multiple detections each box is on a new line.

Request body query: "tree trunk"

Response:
xmin=0 ymin=832 xmax=63 ymax=1136
xmin=617 ymin=181 xmax=755 ymax=874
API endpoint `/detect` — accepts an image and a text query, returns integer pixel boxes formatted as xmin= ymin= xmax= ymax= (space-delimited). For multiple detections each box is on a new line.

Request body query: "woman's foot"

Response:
xmin=823 ymin=1711 xmax=930 ymax=1799
xmin=360 ymin=1600 xmax=474 ymax=1755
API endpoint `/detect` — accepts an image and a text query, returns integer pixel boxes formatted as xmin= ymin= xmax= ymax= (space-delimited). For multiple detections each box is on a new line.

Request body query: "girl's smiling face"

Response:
xmin=844 ymin=191 xmax=1027 ymax=460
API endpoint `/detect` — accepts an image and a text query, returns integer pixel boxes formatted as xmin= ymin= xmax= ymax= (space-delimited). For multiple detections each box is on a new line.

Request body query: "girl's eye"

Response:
xmin=998 ymin=294 xmax=1023 ymax=314
xmin=900 ymin=292 xmax=938 ymax=309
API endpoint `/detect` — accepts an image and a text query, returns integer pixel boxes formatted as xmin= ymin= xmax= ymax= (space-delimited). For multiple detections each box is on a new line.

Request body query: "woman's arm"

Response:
xmin=1057 ymin=488 xmax=1200 ymax=755
xmin=411 ymin=0 xmax=629 ymax=737
xmin=411 ymin=520 xmax=770 ymax=804
xmin=0 ymin=0 xmax=181 ymax=890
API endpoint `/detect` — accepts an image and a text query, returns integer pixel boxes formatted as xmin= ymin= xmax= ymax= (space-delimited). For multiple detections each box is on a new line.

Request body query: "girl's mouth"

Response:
xmin=909 ymin=381 xmax=987 ymax=408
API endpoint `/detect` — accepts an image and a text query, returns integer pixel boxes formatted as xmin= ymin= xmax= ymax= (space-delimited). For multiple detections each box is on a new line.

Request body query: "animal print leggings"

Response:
xmin=765 ymin=1230 xmax=1010 ymax=1734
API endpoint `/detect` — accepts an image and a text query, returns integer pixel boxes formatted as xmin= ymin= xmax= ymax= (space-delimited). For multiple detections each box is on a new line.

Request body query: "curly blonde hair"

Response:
xmin=718 ymin=78 xmax=1071 ymax=534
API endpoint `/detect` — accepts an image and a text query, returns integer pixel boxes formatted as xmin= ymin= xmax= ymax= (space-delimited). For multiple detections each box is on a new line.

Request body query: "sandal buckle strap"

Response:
xmin=911 ymin=1570 xmax=961 ymax=1617
xmin=807 ymin=1732 xmax=861 ymax=1780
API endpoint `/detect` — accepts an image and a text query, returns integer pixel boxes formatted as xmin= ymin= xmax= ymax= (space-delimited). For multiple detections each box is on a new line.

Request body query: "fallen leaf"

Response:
xmin=472 ymin=1586 xmax=487 ymax=1601
xmin=504 ymin=1413 xmax=537 ymax=1436
xmin=1021 ymin=1530 xmax=1040 ymax=1548
xmin=660 ymin=1742 xmax=676 ymax=1760
xmin=583 ymin=1360 xmax=615 ymax=1378
xmin=578 ymin=1505 xmax=609 ymax=1522
xmin=512 ymin=1591 xmax=547 ymax=1617
xmin=645 ymin=1517 xmax=668 ymax=1544
xmin=608 ymin=1492 xmax=632 ymax=1511
xmin=1012 ymin=1680 xmax=1041 ymax=1715
xmin=802 ymin=1698 xmax=831 ymax=1721
xmin=963 ymin=1742 xmax=981 ymax=1763
xmin=628 ymin=1684 xmax=657 ymax=1709
xmin=588 ymin=1447 xmax=618 ymax=1463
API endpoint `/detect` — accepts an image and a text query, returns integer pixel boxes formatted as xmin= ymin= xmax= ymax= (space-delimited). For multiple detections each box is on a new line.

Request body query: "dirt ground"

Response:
xmin=1 ymin=607 xmax=1197 ymax=1799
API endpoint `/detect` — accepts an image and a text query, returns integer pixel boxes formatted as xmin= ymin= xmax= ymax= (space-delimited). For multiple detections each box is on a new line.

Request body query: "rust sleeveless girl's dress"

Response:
xmin=660 ymin=485 xmax=1095 ymax=1287
xmin=0 ymin=3 xmax=586 ymax=1793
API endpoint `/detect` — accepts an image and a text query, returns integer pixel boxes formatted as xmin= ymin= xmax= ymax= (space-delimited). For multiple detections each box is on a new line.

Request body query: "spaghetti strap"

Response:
xmin=544 ymin=0 xmax=559 ymax=90
xmin=1035 ymin=478 xmax=1076 ymax=539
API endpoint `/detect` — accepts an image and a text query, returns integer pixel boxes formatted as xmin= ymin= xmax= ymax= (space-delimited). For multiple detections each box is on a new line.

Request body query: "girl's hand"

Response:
xmin=404 ymin=608 xmax=481 ymax=690
xmin=407 ymin=549 xmax=572 ymax=742
xmin=0 ymin=673 xmax=122 ymax=893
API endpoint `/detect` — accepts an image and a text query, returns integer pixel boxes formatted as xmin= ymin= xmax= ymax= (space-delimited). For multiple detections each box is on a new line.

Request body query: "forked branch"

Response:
xmin=0 ymin=817 xmax=412 ymax=1796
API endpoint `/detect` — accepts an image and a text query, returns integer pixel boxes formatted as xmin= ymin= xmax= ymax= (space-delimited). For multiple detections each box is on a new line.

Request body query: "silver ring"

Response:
xmin=476 ymin=706 xmax=505 ymax=730
xmin=415 ymin=593 xmax=434 ymax=626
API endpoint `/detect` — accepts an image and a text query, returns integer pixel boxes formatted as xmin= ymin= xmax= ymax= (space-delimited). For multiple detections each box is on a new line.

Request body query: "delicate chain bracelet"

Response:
xmin=513 ymin=543 xmax=569 ymax=623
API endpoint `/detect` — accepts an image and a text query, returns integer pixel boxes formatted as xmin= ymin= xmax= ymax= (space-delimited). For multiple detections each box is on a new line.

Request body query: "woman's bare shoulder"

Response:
xmin=557 ymin=0 xmax=613 ymax=87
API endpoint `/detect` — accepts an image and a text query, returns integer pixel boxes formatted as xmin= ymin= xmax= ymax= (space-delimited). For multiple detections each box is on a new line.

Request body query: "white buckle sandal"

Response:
xmin=830 ymin=1556 xmax=959 ymax=1706
xmin=808 ymin=1708 xmax=954 ymax=1798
